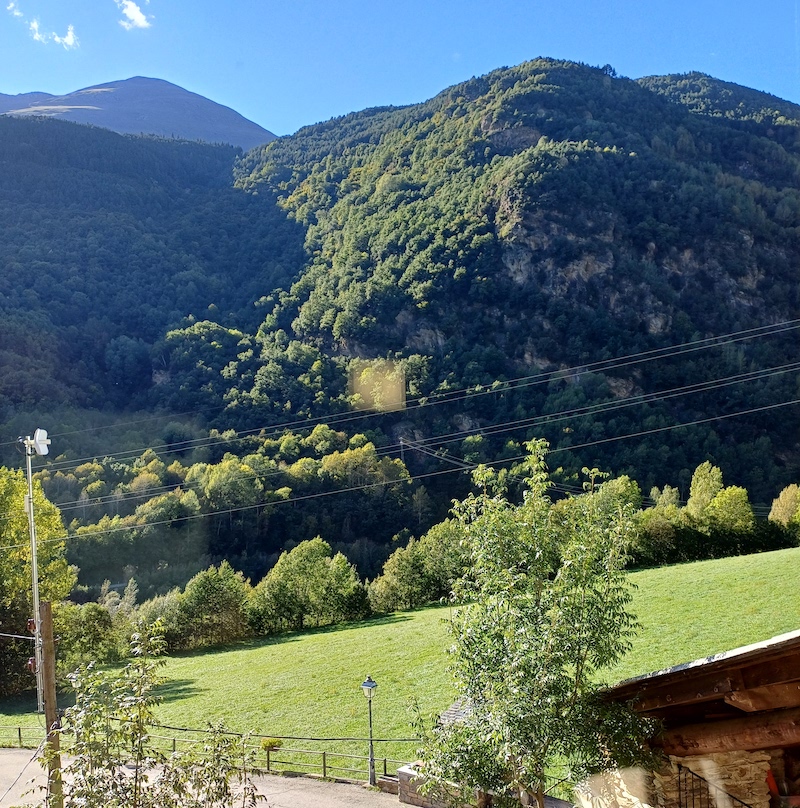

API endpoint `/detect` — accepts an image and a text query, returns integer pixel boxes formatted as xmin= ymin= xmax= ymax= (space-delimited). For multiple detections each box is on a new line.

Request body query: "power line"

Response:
xmin=21 ymin=318 xmax=800 ymax=474
xmin=7 ymin=357 xmax=797 ymax=524
xmin=2 ymin=356 xmax=796 ymax=527
xmin=4 ymin=395 xmax=795 ymax=554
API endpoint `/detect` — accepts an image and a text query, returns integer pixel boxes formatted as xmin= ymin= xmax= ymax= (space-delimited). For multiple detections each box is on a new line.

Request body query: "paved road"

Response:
xmin=0 ymin=748 xmax=401 ymax=808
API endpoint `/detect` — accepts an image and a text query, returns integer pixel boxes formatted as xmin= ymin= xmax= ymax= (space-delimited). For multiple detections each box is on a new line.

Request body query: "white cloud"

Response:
xmin=8 ymin=3 xmax=79 ymax=48
xmin=53 ymin=24 xmax=78 ymax=49
xmin=115 ymin=0 xmax=151 ymax=30
xmin=29 ymin=18 xmax=46 ymax=42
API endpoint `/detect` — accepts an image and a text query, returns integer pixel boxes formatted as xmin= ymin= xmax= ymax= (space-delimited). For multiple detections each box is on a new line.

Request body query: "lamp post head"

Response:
xmin=361 ymin=675 xmax=377 ymax=700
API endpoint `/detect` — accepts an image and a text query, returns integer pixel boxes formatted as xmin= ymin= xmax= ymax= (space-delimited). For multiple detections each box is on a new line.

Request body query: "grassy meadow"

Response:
xmin=2 ymin=546 xmax=799 ymax=760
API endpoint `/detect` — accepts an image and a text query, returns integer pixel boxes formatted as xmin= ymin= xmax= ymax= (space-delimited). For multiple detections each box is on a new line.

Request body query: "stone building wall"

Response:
xmin=398 ymin=765 xmax=463 ymax=808
xmin=574 ymin=767 xmax=656 ymax=808
xmin=573 ymin=752 xmax=773 ymax=808
xmin=653 ymin=751 xmax=771 ymax=808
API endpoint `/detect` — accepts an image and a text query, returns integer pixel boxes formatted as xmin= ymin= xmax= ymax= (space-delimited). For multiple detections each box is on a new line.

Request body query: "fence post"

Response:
xmin=18 ymin=727 xmax=22 ymax=747
xmin=322 ymin=751 xmax=327 ymax=779
xmin=266 ymin=748 xmax=270 ymax=772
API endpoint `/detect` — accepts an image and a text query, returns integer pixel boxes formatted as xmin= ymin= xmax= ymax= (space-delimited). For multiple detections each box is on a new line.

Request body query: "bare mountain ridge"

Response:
xmin=0 ymin=76 xmax=275 ymax=151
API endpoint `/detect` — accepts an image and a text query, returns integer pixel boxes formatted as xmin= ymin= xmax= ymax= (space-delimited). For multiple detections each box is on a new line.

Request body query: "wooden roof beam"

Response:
xmin=660 ymin=706 xmax=800 ymax=756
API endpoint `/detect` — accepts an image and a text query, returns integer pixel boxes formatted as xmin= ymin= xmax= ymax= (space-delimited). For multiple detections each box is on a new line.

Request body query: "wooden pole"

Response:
xmin=661 ymin=706 xmax=800 ymax=756
xmin=40 ymin=602 xmax=63 ymax=808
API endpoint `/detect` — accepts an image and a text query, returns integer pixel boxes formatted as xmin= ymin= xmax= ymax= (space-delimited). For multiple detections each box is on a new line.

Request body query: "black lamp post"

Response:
xmin=361 ymin=675 xmax=377 ymax=785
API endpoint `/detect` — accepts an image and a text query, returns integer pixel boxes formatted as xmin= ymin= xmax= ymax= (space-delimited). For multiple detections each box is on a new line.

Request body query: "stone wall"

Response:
xmin=654 ymin=751 xmax=771 ymax=808
xmin=397 ymin=765 xmax=467 ymax=808
xmin=398 ymin=765 xmax=574 ymax=808
xmin=574 ymin=767 xmax=655 ymax=808
xmin=574 ymin=752 xmax=773 ymax=808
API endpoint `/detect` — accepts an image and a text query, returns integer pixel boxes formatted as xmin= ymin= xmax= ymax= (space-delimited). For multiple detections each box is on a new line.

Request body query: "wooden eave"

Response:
xmin=605 ymin=630 xmax=800 ymax=754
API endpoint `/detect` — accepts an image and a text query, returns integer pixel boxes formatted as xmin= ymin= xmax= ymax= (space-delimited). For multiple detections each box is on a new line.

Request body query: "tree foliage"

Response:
xmin=0 ymin=467 xmax=74 ymax=696
xmin=37 ymin=627 xmax=262 ymax=808
xmin=417 ymin=442 xmax=653 ymax=807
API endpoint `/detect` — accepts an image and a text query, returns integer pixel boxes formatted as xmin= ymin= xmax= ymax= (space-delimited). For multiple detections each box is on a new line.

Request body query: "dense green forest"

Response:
xmin=0 ymin=58 xmax=799 ymax=603
xmin=2 ymin=448 xmax=798 ymax=696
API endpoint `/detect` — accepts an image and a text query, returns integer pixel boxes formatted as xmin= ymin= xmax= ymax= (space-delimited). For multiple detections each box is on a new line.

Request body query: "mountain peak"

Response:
xmin=0 ymin=76 xmax=275 ymax=151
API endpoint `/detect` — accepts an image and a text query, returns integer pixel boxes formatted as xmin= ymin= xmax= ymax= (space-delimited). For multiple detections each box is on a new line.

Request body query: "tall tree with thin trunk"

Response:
xmin=417 ymin=441 xmax=653 ymax=808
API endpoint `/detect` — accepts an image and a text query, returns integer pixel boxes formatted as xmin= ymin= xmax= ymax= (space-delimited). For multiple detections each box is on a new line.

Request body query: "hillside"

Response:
xmin=0 ymin=77 xmax=276 ymax=150
xmin=0 ymin=58 xmax=798 ymax=592
xmin=0 ymin=115 xmax=303 ymax=420
xmin=3 ymin=547 xmax=799 ymax=745
xmin=228 ymin=60 xmax=800 ymax=499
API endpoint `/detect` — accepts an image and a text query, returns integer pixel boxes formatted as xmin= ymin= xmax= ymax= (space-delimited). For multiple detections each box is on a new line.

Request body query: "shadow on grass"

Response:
xmin=175 ymin=611 xmax=418 ymax=658
xmin=0 ymin=687 xmax=76 ymax=720
xmin=156 ymin=678 xmax=203 ymax=704
xmin=0 ymin=690 xmax=39 ymax=719
xmin=1 ymin=611 xmax=434 ymax=715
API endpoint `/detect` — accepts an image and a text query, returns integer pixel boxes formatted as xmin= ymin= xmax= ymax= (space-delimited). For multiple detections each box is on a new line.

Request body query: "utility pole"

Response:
xmin=21 ymin=429 xmax=61 ymax=808
xmin=40 ymin=602 xmax=62 ymax=808
xmin=21 ymin=428 xmax=50 ymax=713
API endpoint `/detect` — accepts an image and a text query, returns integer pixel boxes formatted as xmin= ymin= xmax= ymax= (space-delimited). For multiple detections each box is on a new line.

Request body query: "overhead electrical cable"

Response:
xmin=21 ymin=318 xmax=800 ymax=473
xmin=5 ymin=395 xmax=796 ymax=554
xmin=11 ymin=358 xmax=798 ymax=522
xmin=3 ymin=358 xmax=797 ymax=524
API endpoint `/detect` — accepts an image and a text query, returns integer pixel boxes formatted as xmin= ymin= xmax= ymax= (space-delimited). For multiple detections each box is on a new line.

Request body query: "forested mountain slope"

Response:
xmin=0 ymin=58 xmax=798 ymax=593
xmin=0 ymin=116 xmax=304 ymax=416
xmin=226 ymin=59 xmax=799 ymax=498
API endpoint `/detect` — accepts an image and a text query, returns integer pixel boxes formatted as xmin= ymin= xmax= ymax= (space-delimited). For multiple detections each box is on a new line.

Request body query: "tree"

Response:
xmin=179 ymin=562 xmax=251 ymax=649
xmin=707 ymin=485 xmax=755 ymax=536
xmin=0 ymin=468 xmax=74 ymax=696
xmin=55 ymin=602 xmax=124 ymax=674
xmin=417 ymin=441 xmax=652 ymax=808
xmin=38 ymin=626 xmax=261 ymax=808
xmin=368 ymin=537 xmax=429 ymax=612
xmin=770 ymin=484 xmax=800 ymax=532
xmin=685 ymin=461 xmax=724 ymax=526
xmin=248 ymin=538 xmax=368 ymax=632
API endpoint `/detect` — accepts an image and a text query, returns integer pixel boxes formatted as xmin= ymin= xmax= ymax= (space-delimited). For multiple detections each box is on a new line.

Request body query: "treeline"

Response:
xmin=2 ymin=452 xmax=799 ymax=695
xmin=34 ymin=417 xmax=799 ymax=602
xmin=48 ymin=458 xmax=800 ymax=681
xmin=56 ymin=538 xmax=369 ymax=670
xmin=41 ymin=428 xmax=419 ymax=595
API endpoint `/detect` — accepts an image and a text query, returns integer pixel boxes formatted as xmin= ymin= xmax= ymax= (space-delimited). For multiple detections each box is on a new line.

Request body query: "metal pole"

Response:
xmin=367 ymin=697 xmax=375 ymax=786
xmin=24 ymin=440 xmax=44 ymax=715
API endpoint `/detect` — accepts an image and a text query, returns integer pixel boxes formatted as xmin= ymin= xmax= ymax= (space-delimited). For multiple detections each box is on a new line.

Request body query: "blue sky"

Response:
xmin=2 ymin=0 xmax=800 ymax=136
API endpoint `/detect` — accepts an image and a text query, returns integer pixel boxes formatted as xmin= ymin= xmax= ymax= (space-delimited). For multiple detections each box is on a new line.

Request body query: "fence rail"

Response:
xmin=0 ymin=722 xmax=415 ymax=782
xmin=0 ymin=724 xmax=46 ymax=749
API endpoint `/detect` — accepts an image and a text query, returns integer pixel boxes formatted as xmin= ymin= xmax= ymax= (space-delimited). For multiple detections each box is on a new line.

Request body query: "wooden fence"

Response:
xmin=0 ymin=723 xmax=416 ymax=783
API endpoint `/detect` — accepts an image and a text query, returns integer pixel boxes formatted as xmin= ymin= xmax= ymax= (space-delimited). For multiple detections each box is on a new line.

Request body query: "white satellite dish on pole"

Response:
xmin=32 ymin=428 xmax=50 ymax=456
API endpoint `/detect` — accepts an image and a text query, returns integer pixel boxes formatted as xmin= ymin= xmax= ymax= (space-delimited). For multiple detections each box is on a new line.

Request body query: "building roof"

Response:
xmin=605 ymin=629 xmax=800 ymax=755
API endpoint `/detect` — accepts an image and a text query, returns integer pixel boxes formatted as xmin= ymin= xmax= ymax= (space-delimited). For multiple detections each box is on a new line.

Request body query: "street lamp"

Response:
xmin=361 ymin=675 xmax=377 ymax=785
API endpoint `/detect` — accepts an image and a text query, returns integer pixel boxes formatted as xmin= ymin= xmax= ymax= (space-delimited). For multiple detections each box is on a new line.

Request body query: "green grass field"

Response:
xmin=2 ymin=546 xmax=799 ymax=765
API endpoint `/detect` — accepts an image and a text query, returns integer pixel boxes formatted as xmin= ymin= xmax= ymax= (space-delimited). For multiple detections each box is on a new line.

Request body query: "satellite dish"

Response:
xmin=32 ymin=428 xmax=50 ymax=456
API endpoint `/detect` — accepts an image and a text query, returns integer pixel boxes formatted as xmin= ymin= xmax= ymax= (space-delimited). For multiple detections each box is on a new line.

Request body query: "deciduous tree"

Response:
xmin=417 ymin=441 xmax=652 ymax=808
